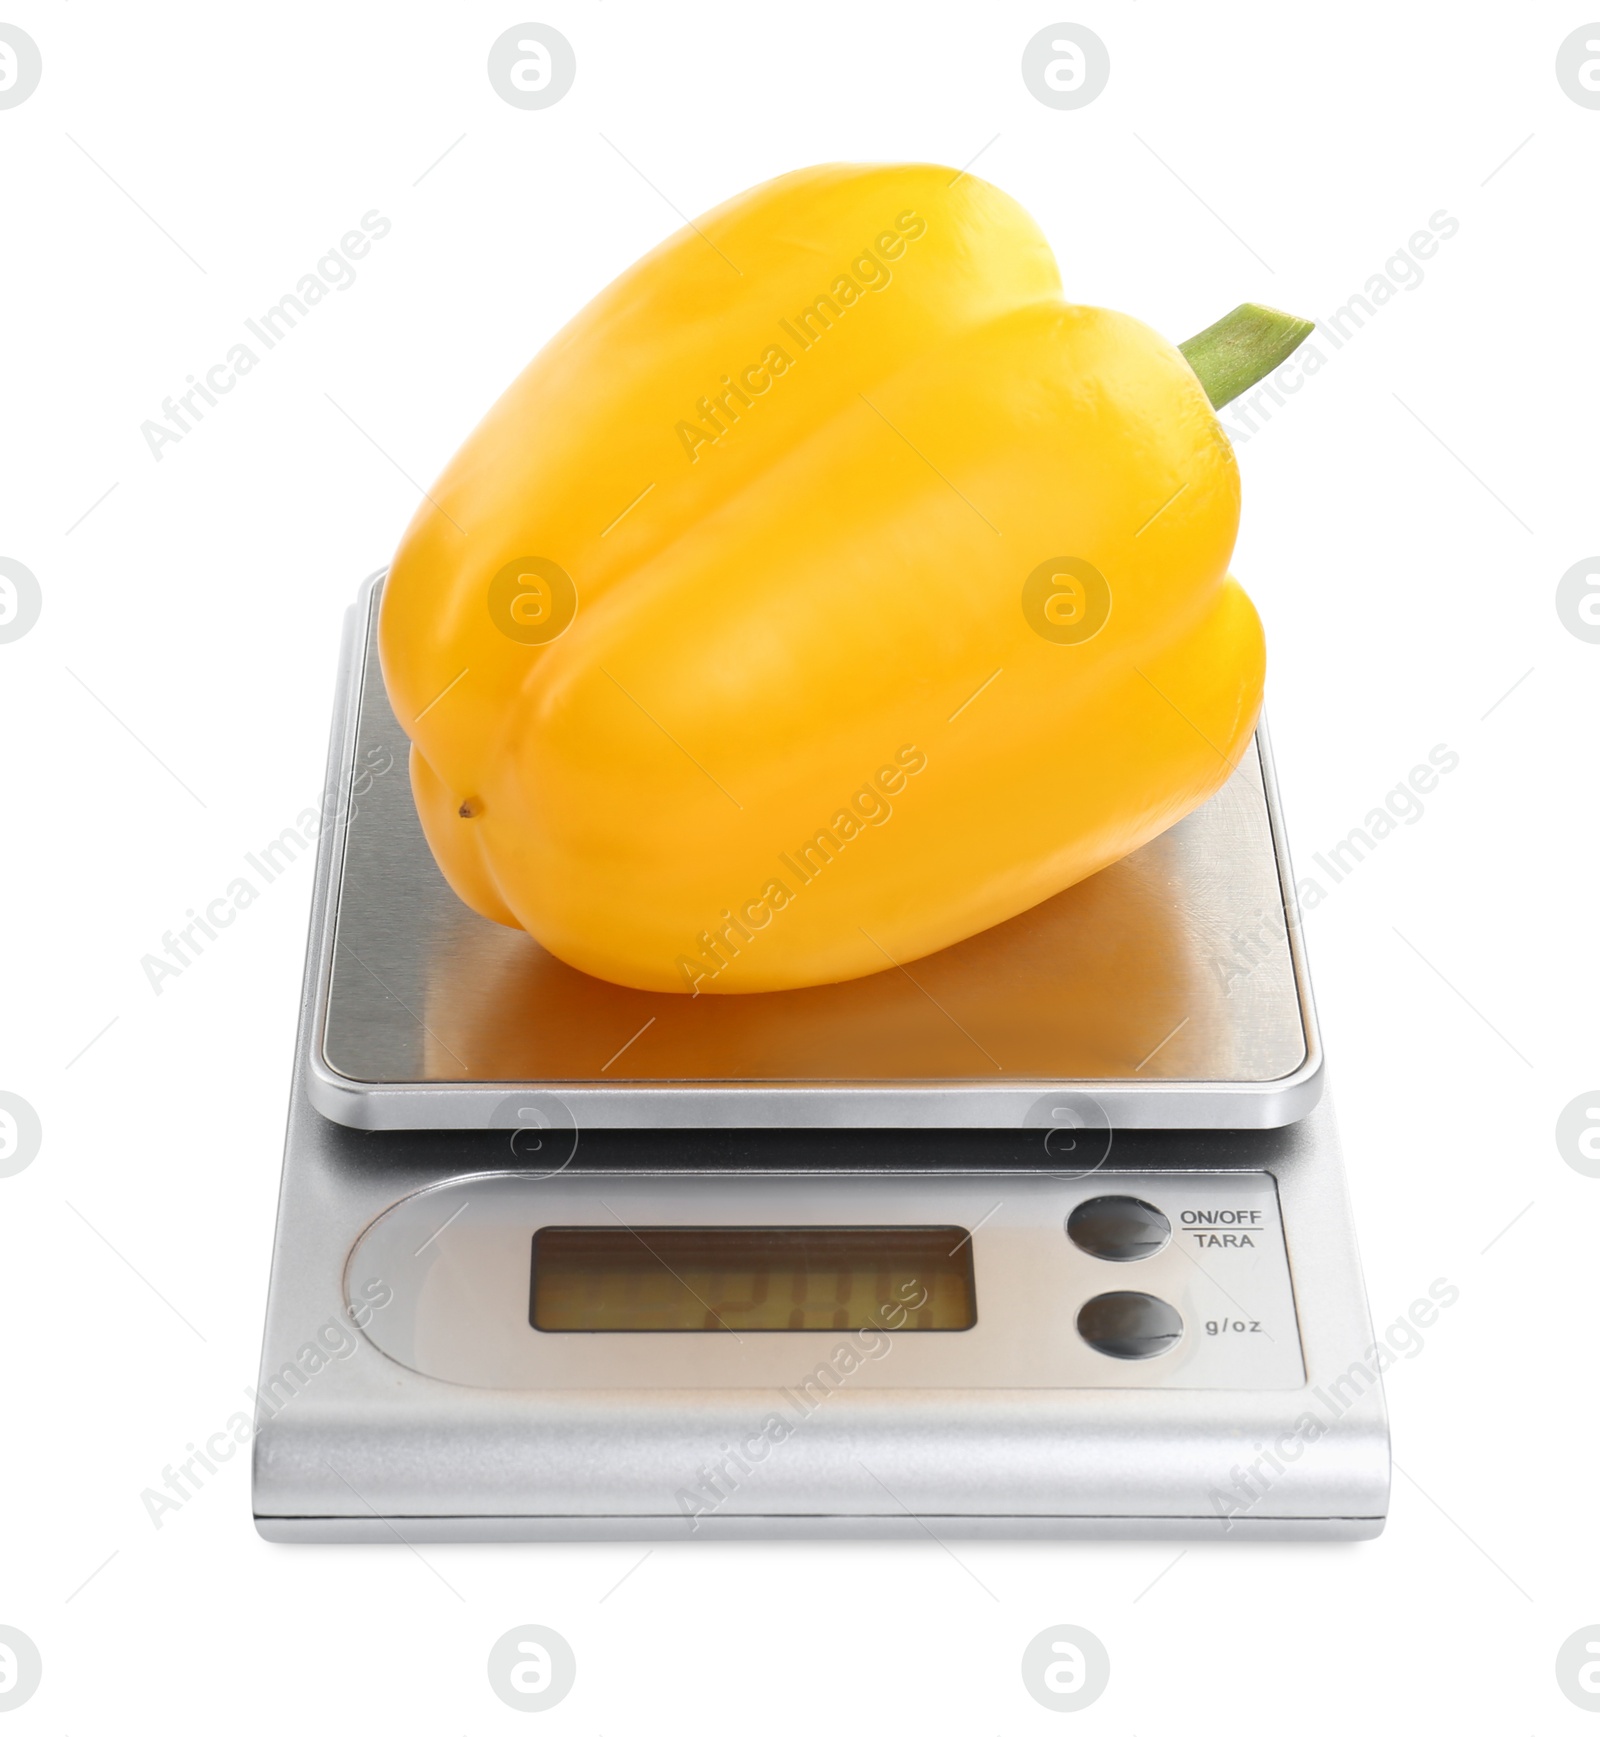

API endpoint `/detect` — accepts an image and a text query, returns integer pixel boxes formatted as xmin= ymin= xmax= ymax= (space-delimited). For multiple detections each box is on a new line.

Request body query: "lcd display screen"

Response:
xmin=530 ymin=1225 xmax=977 ymax=1332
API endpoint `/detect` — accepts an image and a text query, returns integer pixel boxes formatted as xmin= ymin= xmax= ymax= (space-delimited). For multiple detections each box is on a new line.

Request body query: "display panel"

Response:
xmin=530 ymin=1225 xmax=976 ymax=1332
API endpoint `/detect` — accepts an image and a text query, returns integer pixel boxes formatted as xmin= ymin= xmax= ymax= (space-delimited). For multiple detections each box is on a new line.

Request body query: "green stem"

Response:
xmin=1180 ymin=303 xmax=1315 ymax=409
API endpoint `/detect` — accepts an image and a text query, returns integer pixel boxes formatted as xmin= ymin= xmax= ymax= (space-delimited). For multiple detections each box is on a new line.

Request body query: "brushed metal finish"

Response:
xmin=253 ymin=1074 xmax=1389 ymax=1538
xmin=309 ymin=574 xmax=1320 ymax=1130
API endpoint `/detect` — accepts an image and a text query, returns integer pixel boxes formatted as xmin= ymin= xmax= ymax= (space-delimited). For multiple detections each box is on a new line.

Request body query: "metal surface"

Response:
xmin=309 ymin=574 xmax=1320 ymax=1130
xmin=253 ymin=1067 xmax=1389 ymax=1540
xmin=349 ymin=1171 xmax=1305 ymax=1390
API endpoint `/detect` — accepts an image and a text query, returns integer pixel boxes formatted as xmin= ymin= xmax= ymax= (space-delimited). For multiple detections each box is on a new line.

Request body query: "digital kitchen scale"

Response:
xmin=253 ymin=573 xmax=1389 ymax=1541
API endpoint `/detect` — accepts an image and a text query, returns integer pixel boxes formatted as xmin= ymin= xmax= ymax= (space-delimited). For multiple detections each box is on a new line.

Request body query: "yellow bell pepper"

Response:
xmin=378 ymin=162 xmax=1310 ymax=994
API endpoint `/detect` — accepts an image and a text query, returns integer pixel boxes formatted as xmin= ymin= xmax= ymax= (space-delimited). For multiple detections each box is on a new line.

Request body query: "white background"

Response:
xmin=2 ymin=1 xmax=1596 ymax=1728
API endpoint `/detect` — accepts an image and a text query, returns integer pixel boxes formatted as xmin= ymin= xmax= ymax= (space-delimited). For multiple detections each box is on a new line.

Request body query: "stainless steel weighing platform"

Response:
xmin=253 ymin=574 xmax=1389 ymax=1541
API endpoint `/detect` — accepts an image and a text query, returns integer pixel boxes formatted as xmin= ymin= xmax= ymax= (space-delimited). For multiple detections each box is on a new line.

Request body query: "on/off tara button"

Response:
xmin=1066 ymin=1195 xmax=1171 ymax=1261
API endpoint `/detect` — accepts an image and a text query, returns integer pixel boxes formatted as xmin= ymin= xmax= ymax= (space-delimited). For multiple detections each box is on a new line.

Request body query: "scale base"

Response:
xmin=253 ymin=1075 xmax=1389 ymax=1542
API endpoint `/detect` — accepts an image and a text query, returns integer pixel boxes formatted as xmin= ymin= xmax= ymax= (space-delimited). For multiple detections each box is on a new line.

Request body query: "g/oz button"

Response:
xmin=1066 ymin=1195 xmax=1171 ymax=1261
xmin=1077 ymin=1291 xmax=1184 ymax=1359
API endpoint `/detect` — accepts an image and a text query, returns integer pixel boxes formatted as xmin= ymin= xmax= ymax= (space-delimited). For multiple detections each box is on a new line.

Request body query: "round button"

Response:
xmin=1066 ymin=1195 xmax=1170 ymax=1260
xmin=1077 ymin=1291 xmax=1183 ymax=1359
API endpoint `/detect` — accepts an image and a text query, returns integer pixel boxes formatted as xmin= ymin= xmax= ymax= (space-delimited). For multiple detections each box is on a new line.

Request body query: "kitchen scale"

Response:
xmin=253 ymin=573 xmax=1389 ymax=1541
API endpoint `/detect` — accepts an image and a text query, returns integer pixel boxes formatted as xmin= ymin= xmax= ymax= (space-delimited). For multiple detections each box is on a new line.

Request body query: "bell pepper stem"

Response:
xmin=1180 ymin=303 xmax=1315 ymax=410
